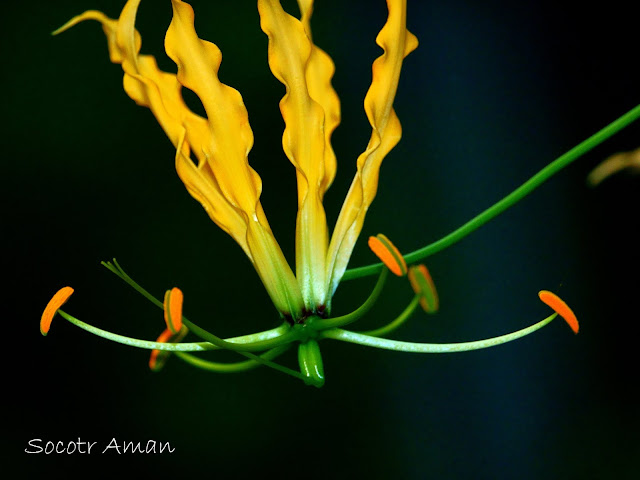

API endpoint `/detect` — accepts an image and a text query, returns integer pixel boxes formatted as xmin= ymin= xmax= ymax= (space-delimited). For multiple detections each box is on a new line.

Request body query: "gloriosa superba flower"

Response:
xmin=42 ymin=0 xmax=640 ymax=387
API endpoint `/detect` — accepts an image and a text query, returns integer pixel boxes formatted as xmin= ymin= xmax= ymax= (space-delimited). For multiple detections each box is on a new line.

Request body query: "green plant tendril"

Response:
xmin=343 ymin=103 xmax=640 ymax=281
xmin=321 ymin=313 xmax=558 ymax=352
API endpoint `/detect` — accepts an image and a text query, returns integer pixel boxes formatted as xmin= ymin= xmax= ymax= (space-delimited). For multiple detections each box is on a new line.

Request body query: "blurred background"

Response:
xmin=4 ymin=0 xmax=639 ymax=478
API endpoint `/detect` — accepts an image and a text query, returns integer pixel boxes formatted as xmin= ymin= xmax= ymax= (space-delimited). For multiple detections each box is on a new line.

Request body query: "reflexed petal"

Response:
xmin=296 ymin=0 xmax=341 ymax=193
xmin=56 ymin=0 xmax=304 ymax=318
xmin=258 ymin=0 xmax=333 ymax=309
xmin=326 ymin=0 xmax=418 ymax=297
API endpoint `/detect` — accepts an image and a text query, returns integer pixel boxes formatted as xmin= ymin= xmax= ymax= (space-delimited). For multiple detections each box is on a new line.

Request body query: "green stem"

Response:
xmin=320 ymin=313 xmax=558 ymax=352
xmin=342 ymin=103 xmax=640 ymax=281
xmin=311 ymin=268 xmax=389 ymax=330
xmin=360 ymin=295 xmax=420 ymax=337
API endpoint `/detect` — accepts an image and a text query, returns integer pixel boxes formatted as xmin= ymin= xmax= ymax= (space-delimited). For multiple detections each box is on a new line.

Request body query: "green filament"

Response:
xmin=321 ymin=313 xmax=558 ymax=352
xmin=360 ymin=295 xmax=420 ymax=337
xmin=311 ymin=268 xmax=389 ymax=330
xmin=174 ymin=345 xmax=291 ymax=373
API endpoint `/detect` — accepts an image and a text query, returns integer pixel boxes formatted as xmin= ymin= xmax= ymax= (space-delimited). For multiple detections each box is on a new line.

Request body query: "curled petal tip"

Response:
xmin=41 ymin=287 xmax=74 ymax=336
xmin=368 ymin=234 xmax=407 ymax=276
xmin=163 ymin=287 xmax=184 ymax=334
xmin=408 ymin=264 xmax=439 ymax=313
xmin=538 ymin=290 xmax=579 ymax=334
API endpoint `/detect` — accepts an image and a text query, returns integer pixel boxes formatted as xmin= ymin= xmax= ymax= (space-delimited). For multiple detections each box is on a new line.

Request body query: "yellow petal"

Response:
xmin=297 ymin=0 xmax=341 ymax=193
xmin=326 ymin=0 xmax=418 ymax=297
xmin=54 ymin=3 xmax=250 ymax=255
xmin=167 ymin=0 xmax=304 ymax=318
xmin=258 ymin=0 xmax=334 ymax=309
xmin=57 ymin=0 xmax=304 ymax=318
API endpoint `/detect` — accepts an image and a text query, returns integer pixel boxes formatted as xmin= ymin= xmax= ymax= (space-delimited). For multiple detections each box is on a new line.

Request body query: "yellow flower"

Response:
xmin=48 ymin=0 xmax=638 ymax=386
xmin=54 ymin=0 xmax=416 ymax=320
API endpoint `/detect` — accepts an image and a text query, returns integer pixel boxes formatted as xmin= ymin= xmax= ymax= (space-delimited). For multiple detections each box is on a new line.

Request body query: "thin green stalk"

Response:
xmin=360 ymin=295 xmax=420 ymax=337
xmin=103 ymin=259 xmax=295 ymax=352
xmin=174 ymin=345 xmax=292 ymax=373
xmin=180 ymin=318 xmax=299 ymax=353
xmin=311 ymin=268 xmax=389 ymax=330
xmin=320 ymin=313 xmax=558 ymax=352
xmin=343 ymin=103 xmax=640 ymax=281
xmin=57 ymin=310 xmax=217 ymax=352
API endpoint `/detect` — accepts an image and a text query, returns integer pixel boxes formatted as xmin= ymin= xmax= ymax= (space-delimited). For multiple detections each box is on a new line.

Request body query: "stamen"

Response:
xmin=538 ymin=290 xmax=579 ymax=334
xmin=320 ymin=313 xmax=559 ymax=353
xmin=408 ymin=264 xmax=439 ymax=313
xmin=368 ymin=234 xmax=407 ymax=276
xmin=163 ymin=287 xmax=183 ymax=333
xmin=149 ymin=326 xmax=189 ymax=371
xmin=40 ymin=287 xmax=74 ymax=336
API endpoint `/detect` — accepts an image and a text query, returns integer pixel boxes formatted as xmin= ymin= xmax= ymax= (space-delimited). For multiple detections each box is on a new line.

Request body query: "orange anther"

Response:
xmin=41 ymin=287 xmax=74 ymax=336
xmin=368 ymin=234 xmax=407 ymax=276
xmin=538 ymin=290 xmax=579 ymax=334
xmin=149 ymin=328 xmax=173 ymax=371
xmin=149 ymin=327 xmax=188 ymax=372
xmin=163 ymin=287 xmax=183 ymax=333
xmin=408 ymin=264 xmax=439 ymax=313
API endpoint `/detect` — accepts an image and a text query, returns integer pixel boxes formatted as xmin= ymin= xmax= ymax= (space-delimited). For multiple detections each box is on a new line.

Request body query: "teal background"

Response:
xmin=4 ymin=0 xmax=639 ymax=478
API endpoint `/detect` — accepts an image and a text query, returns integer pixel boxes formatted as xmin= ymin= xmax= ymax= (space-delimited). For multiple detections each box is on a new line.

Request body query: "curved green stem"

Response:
xmin=360 ymin=295 xmax=420 ymax=337
xmin=343 ymin=103 xmax=640 ymax=281
xmin=311 ymin=268 xmax=389 ymax=330
xmin=174 ymin=344 xmax=293 ymax=373
xmin=320 ymin=313 xmax=558 ymax=352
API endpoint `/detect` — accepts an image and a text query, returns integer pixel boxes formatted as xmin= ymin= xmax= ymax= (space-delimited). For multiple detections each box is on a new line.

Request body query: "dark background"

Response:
xmin=4 ymin=0 xmax=639 ymax=478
